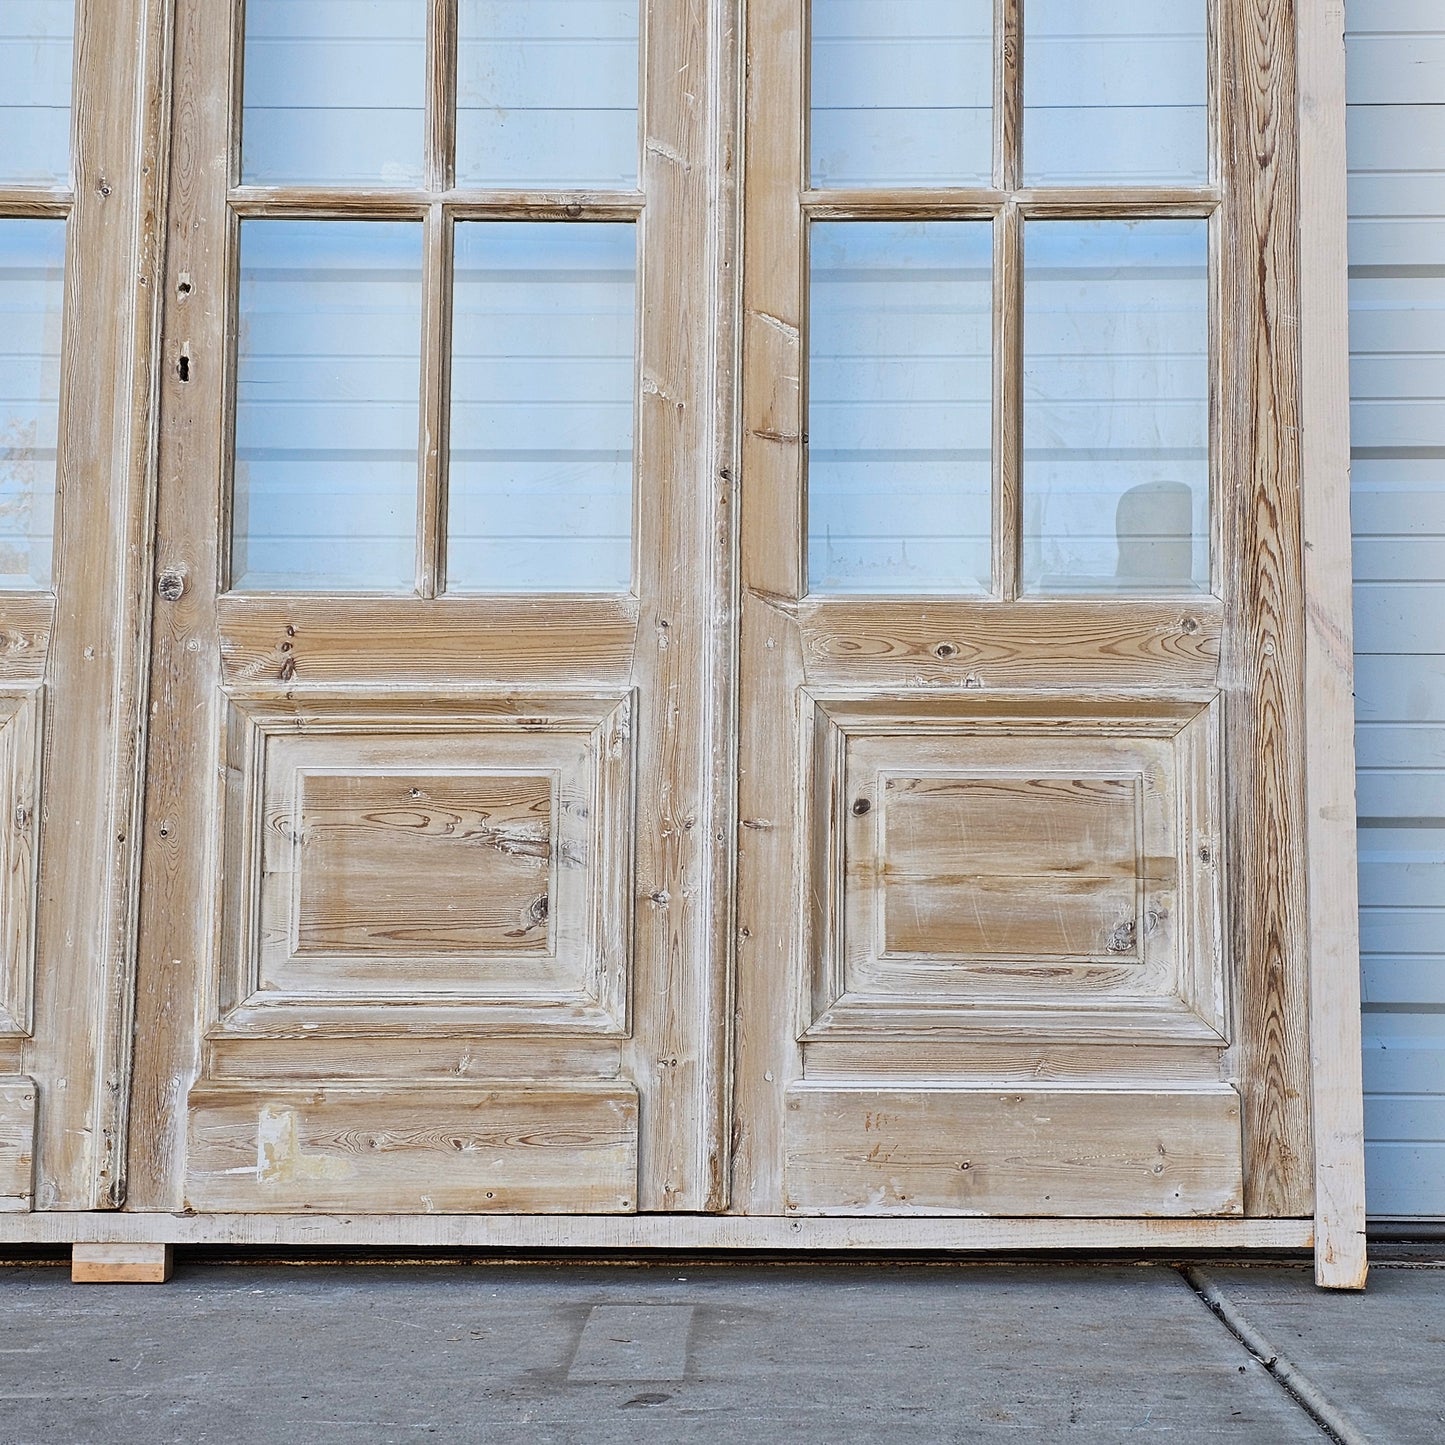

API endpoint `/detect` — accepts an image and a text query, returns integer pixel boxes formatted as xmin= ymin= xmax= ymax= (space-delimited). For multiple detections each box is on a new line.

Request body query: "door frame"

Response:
xmin=0 ymin=0 xmax=1364 ymax=1288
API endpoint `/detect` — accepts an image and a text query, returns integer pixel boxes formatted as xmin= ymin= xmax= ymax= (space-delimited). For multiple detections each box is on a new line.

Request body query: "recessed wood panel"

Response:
xmin=294 ymin=771 xmax=554 ymax=956
xmin=0 ymin=691 xmax=40 ymax=1037
xmin=804 ymin=692 xmax=1225 ymax=1039
xmin=881 ymin=773 xmax=1142 ymax=958
xmin=185 ymin=1082 xmax=638 ymax=1213
xmin=783 ymin=1084 xmax=1244 ymax=1217
xmin=0 ymin=1076 xmax=36 ymax=1210
xmin=216 ymin=692 xmax=634 ymax=1036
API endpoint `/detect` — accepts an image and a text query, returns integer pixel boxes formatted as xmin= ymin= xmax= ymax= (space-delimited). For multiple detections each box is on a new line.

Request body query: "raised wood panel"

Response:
xmin=0 ymin=1076 xmax=36 ymax=1210
xmin=185 ymin=1082 xmax=639 ymax=1213
xmin=804 ymin=693 xmax=1226 ymax=1037
xmin=216 ymin=691 xmax=633 ymax=1036
xmin=783 ymin=1084 xmax=1245 ymax=1217
xmin=0 ymin=690 xmax=40 ymax=1036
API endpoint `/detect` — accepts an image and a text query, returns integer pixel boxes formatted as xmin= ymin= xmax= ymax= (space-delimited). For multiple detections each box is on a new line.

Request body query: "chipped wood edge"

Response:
xmin=10 ymin=1212 xmax=1315 ymax=1251
xmin=1297 ymin=0 xmax=1367 ymax=1291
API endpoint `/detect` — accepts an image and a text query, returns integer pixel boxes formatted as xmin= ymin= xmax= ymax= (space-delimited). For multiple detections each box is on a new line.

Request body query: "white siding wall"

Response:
xmin=1348 ymin=0 xmax=1445 ymax=1219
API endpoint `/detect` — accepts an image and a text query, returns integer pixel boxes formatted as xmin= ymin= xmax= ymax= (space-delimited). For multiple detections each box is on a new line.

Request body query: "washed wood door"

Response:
xmin=125 ymin=0 xmax=729 ymax=1214
xmin=733 ymin=0 xmax=1315 ymax=1220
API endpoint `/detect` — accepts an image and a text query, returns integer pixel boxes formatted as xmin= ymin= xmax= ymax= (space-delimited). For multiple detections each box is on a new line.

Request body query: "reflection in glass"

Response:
xmin=1025 ymin=0 xmax=1207 ymax=185
xmin=0 ymin=0 xmax=73 ymax=184
xmin=232 ymin=222 xmax=422 ymax=591
xmin=457 ymin=0 xmax=638 ymax=187
xmin=1023 ymin=220 xmax=1209 ymax=594
xmin=0 ymin=221 xmax=65 ymax=590
xmin=242 ymin=0 xmax=425 ymax=186
xmin=448 ymin=222 xmax=635 ymax=591
xmin=808 ymin=222 xmax=992 ymax=594
xmin=811 ymin=0 xmax=992 ymax=187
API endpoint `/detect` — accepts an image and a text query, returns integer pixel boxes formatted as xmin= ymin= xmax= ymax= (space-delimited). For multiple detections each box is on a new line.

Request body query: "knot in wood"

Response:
xmin=157 ymin=566 xmax=187 ymax=602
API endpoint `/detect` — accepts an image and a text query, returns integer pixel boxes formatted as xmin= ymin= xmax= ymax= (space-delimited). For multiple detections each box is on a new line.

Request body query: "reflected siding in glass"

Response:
xmin=1023 ymin=220 xmax=1210 ymax=594
xmin=242 ymin=0 xmax=425 ymax=186
xmin=811 ymin=0 xmax=992 ymax=188
xmin=457 ymin=0 xmax=638 ymax=188
xmin=808 ymin=222 xmax=992 ymax=595
xmin=1025 ymin=0 xmax=1208 ymax=185
xmin=0 ymin=221 xmax=66 ymax=590
xmin=448 ymin=222 xmax=635 ymax=592
xmin=232 ymin=222 xmax=423 ymax=592
xmin=0 ymin=0 xmax=73 ymax=184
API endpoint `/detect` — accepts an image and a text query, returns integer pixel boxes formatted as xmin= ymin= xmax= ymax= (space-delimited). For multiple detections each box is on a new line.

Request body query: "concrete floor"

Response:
xmin=0 ymin=1258 xmax=1440 ymax=1444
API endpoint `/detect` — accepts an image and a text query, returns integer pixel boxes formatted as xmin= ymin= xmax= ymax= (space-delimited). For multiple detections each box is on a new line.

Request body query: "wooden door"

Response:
xmin=125 ymin=0 xmax=729 ymax=1215
xmin=733 ymin=0 xmax=1318 ymax=1220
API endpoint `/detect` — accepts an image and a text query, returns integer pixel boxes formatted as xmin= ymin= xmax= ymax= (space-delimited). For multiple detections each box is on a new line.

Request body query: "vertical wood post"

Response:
xmin=1298 ymin=0 xmax=1369 ymax=1291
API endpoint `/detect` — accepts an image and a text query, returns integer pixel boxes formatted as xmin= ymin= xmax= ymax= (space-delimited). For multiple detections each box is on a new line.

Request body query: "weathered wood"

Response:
xmin=782 ymin=1085 xmax=1245 ymax=1217
xmin=1219 ymin=0 xmax=1316 ymax=1219
xmin=71 ymin=1243 xmax=173 ymax=1283
xmin=8 ymin=1212 xmax=1314 ymax=1252
xmin=185 ymin=1083 xmax=639 ymax=1213
xmin=1297 ymin=0 xmax=1368 ymax=1290
xmin=0 ymin=1078 xmax=37 ymax=1210
xmin=0 ymin=597 xmax=54 ymax=684
xmin=0 ymin=693 xmax=41 ymax=1036
xmin=24 ymin=0 xmax=171 ymax=1209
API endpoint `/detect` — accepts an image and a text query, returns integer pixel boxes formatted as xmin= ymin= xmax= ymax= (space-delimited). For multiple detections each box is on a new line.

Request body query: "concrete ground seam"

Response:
xmin=1181 ymin=1265 xmax=1370 ymax=1445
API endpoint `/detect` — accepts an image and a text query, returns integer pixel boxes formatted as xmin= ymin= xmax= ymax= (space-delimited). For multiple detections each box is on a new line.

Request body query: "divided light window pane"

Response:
xmin=0 ymin=220 xmax=66 ymax=590
xmin=448 ymin=222 xmax=635 ymax=592
xmin=1022 ymin=220 xmax=1209 ymax=594
xmin=242 ymin=0 xmax=425 ymax=186
xmin=811 ymin=0 xmax=992 ymax=188
xmin=0 ymin=0 xmax=74 ymax=184
xmin=808 ymin=222 xmax=992 ymax=595
xmin=232 ymin=221 xmax=423 ymax=592
xmin=1024 ymin=0 xmax=1208 ymax=185
xmin=457 ymin=0 xmax=639 ymax=188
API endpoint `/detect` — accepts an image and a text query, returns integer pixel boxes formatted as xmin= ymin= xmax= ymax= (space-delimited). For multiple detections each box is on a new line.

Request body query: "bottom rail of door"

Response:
xmin=0 ymin=1213 xmax=1313 ymax=1252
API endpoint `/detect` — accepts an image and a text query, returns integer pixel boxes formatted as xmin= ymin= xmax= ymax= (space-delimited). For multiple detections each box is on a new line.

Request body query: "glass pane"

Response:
xmin=242 ymin=0 xmax=425 ymax=186
xmin=812 ymin=0 xmax=992 ymax=188
xmin=1025 ymin=0 xmax=1208 ymax=185
xmin=457 ymin=0 xmax=638 ymax=188
xmin=0 ymin=220 xmax=65 ymax=590
xmin=0 ymin=0 xmax=73 ymax=183
xmin=448 ymin=222 xmax=634 ymax=591
xmin=232 ymin=221 xmax=422 ymax=591
xmin=808 ymin=222 xmax=992 ymax=594
xmin=1023 ymin=220 xmax=1209 ymax=594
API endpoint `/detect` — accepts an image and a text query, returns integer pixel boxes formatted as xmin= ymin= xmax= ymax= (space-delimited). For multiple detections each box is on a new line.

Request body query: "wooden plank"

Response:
xmin=1 ymin=1212 xmax=1315 ymax=1250
xmin=1298 ymin=0 xmax=1368 ymax=1290
xmin=71 ymin=1243 xmax=173 ymax=1283
xmin=782 ymin=1085 xmax=1244 ymax=1217
xmin=1218 ymin=0 xmax=1315 ymax=1220
xmin=185 ymin=1083 xmax=639 ymax=1214
xmin=24 ymin=0 xmax=170 ymax=1208
xmin=226 ymin=187 xmax=646 ymax=217
xmin=0 ymin=692 xmax=41 ymax=1037
xmin=796 ymin=598 xmax=1222 ymax=688
xmin=217 ymin=595 xmax=640 ymax=687
xmin=0 ymin=1077 xmax=36 ymax=1210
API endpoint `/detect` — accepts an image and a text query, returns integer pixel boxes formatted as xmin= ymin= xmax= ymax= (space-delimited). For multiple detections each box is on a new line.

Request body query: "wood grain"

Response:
xmin=0 ymin=1077 xmax=36 ymax=1210
xmin=1219 ymin=0 xmax=1316 ymax=1219
xmin=185 ymin=1083 xmax=639 ymax=1213
xmin=783 ymin=1085 xmax=1244 ymax=1217
xmin=0 ymin=693 xmax=41 ymax=1036
xmin=0 ymin=597 xmax=53 ymax=684
xmin=1296 ymin=0 xmax=1368 ymax=1290
xmin=71 ymin=1243 xmax=172 ymax=1283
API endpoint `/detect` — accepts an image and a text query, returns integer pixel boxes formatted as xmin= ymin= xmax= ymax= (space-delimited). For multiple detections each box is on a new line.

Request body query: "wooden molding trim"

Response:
xmin=1296 ymin=0 xmax=1369 ymax=1291
xmin=5 ymin=1212 xmax=1315 ymax=1252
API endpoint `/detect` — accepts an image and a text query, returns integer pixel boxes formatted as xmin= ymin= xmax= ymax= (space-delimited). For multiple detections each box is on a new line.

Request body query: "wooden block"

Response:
xmin=0 ymin=1077 xmax=37 ymax=1210
xmin=72 ymin=1244 xmax=174 ymax=1284
xmin=185 ymin=1082 xmax=640 ymax=1213
xmin=784 ymin=1084 xmax=1245 ymax=1217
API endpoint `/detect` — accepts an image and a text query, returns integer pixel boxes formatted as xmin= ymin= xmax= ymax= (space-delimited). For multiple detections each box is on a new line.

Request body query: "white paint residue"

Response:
xmin=256 ymin=1106 xmax=355 ymax=1186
